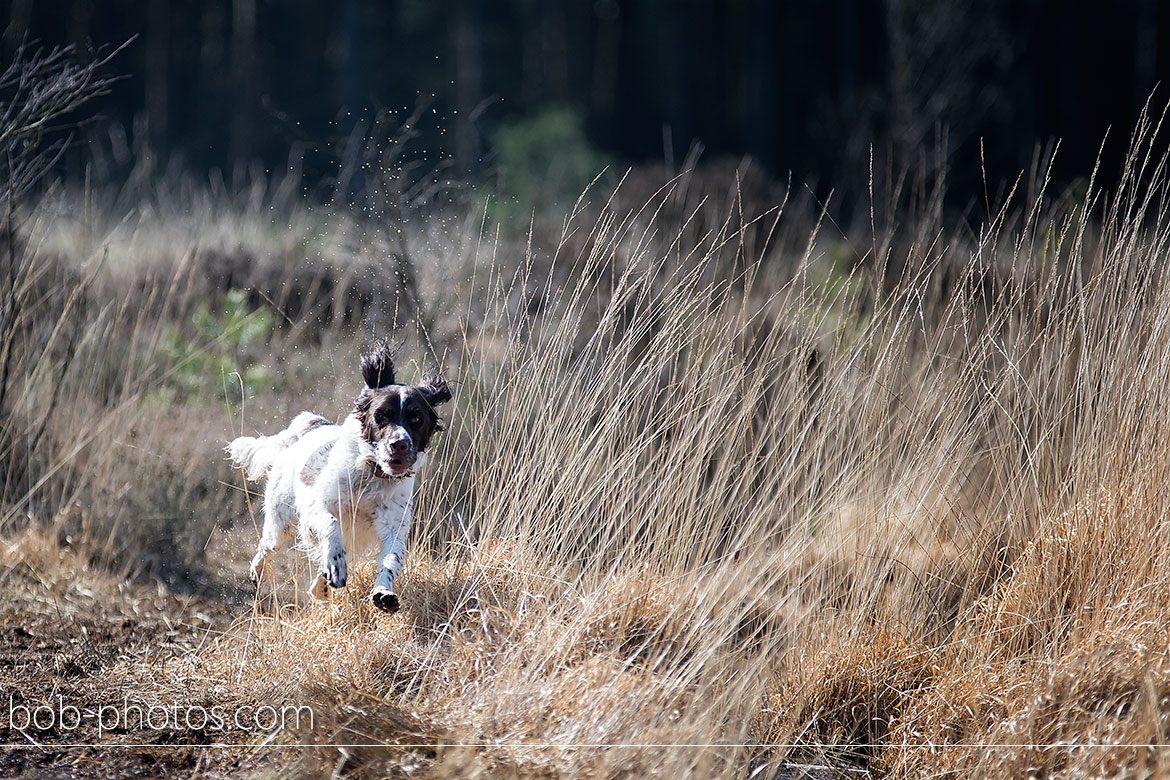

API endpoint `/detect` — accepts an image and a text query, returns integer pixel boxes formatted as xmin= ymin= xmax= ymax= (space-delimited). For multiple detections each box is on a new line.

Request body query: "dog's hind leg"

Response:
xmin=300 ymin=505 xmax=348 ymax=591
xmin=250 ymin=484 xmax=296 ymax=586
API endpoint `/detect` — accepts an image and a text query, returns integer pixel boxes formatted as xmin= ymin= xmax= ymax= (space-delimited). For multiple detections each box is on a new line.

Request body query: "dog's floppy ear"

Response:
xmin=419 ymin=375 xmax=452 ymax=407
xmin=360 ymin=342 xmax=396 ymax=389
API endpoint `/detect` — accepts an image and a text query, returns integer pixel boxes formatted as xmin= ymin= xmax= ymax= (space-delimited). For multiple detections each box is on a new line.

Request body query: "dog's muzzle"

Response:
xmin=367 ymin=457 xmax=412 ymax=480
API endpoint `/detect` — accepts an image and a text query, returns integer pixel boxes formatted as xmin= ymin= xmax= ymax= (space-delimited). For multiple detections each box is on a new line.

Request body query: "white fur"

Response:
xmin=228 ymin=411 xmax=423 ymax=611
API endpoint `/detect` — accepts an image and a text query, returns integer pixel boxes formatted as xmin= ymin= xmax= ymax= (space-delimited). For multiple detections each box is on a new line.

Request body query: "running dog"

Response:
xmin=227 ymin=343 xmax=451 ymax=612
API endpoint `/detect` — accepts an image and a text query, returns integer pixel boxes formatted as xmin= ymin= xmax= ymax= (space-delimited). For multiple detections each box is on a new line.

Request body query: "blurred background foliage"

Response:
xmin=491 ymin=107 xmax=613 ymax=221
xmin=158 ymin=289 xmax=275 ymax=403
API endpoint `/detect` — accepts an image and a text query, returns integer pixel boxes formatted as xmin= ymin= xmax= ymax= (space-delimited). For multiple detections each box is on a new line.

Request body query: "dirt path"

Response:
xmin=0 ymin=531 xmax=271 ymax=779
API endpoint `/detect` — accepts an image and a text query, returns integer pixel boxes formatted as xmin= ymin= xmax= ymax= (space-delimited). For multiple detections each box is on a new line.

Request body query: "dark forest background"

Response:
xmin=4 ymin=0 xmax=1170 ymax=207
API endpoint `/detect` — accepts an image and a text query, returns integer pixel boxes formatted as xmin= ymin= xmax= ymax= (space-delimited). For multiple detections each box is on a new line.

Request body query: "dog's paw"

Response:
xmin=249 ymin=549 xmax=273 ymax=587
xmin=309 ymin=572 xmax=329 ymax=600
xmin=324 ymin=547 xmax=348 ymax=588
xmin=370 ymin=588 xmax=400 ymax=613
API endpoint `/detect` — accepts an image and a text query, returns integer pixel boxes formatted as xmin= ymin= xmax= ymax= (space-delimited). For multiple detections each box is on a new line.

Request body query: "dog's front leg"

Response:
xmin=303 ymin=506 xmax=348 ymax=594
xmin=370 ymin=499 xmax=411 ymax=613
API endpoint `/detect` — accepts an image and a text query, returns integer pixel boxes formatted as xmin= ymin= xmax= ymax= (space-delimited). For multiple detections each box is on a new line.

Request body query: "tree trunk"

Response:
xmin=453 ymin=0 xmax=483 ymax=172
xmin=146 ymin=0 xmax=169 ymax=155
xmin=230 ymin=0 xmax=257 ymax=185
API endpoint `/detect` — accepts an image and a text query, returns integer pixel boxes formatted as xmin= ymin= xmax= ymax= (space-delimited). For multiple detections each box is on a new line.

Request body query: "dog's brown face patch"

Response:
xmin=355 ymin=385 xmax=450 ymax=476
xmin=358 ymin=386 xmax=442 ymax=453
xmin=354 ymin=344 xmax=452 ymax=477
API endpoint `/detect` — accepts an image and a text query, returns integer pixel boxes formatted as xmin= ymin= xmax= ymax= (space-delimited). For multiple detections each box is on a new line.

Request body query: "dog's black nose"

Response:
xmin=389 ymin=438 xmax=410 ymax=456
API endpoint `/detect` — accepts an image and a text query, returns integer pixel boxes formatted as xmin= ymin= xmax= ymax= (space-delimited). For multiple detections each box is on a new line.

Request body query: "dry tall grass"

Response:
xmin=6 ymin=105 xmax=1170 ymax=777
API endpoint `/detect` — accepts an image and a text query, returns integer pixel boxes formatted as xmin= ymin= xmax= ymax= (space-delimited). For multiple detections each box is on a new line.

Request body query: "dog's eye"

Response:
xmin=408 ymin=413 xmax=421 ymax=424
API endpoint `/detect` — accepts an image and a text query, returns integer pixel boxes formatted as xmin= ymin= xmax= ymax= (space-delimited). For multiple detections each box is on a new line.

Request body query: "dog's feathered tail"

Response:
xmin=227 ymin=412 xmax=330 ymax=481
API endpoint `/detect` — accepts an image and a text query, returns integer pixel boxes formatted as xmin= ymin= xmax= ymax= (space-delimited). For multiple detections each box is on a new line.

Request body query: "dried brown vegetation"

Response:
xmin=6 ymin=95 xmax=1170 ymax=778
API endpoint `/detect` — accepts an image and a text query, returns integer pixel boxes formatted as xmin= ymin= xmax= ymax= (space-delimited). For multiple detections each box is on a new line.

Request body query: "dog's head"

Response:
xmin=354 ymin=343 xmax=452 ymax=478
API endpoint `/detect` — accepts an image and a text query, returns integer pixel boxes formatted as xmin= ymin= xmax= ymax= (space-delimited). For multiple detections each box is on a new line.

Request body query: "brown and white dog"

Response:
xmin=227 ymin=344 xmax=451 ymax=612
